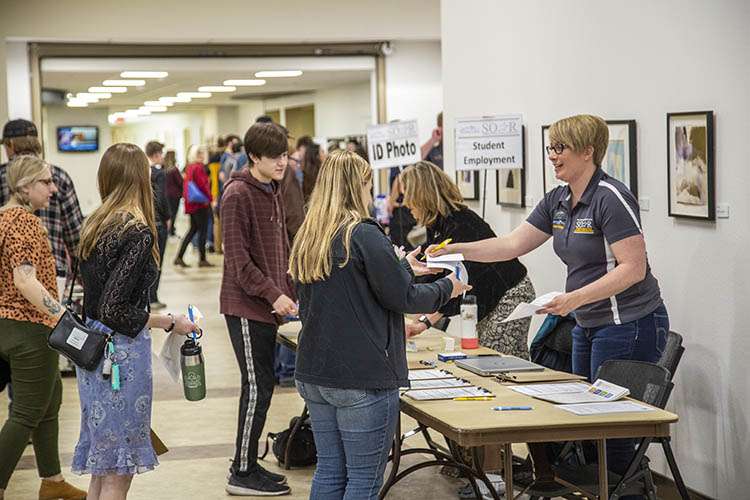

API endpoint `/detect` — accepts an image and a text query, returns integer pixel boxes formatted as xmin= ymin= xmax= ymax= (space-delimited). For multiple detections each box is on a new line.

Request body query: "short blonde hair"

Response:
xmin=4 ymin=155 xmax=51 ymax=211
xmin=400 ymin=161 xmax=466 ymax=227
xmin=549 ymin=114 xmax=609 ymax=167
xmin=186 ymin=144 xmax=206 ymax=164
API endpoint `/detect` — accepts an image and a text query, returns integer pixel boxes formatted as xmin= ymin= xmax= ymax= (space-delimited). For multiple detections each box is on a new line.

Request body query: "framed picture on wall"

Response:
xmin=542 ymin=121 xmax=638 ymax=196
xmin=541 ymin=125 xmax=566 ymax=194
xmin=456 ymin=170 xmax=480 ymax=200
xmin=667 ymin=111 xmax=715 ymax=220
xmin=496 ymin=126 xmax=526 ymax=207
xmin=602 ymin=120 xmax=638 ymax=197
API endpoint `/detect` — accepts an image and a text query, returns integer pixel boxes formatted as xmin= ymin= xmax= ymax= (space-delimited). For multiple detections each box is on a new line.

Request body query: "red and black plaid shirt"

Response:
xmin=0 ymin=162 xmax=84 ymax=277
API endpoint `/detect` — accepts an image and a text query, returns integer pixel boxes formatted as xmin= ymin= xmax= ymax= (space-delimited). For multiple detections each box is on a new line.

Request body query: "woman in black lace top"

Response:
xmin=71 ymin=144 xmax=198 ymax=499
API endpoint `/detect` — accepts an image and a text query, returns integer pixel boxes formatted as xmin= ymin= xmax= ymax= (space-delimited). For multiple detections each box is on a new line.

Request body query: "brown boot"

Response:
xmin=173 ymin=257 xmax=190 ymax=267
xmin=198 ymin=259 xmax=214 ymax=268
xmin=39 ymin=478 xmax=87 ymax=500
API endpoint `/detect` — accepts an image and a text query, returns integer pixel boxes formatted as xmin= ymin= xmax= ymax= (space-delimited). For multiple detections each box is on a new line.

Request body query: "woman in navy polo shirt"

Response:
xmin=431 ymin=114 xmax=667 ymax=497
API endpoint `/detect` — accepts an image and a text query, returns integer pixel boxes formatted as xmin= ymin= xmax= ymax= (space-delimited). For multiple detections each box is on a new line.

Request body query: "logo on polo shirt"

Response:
xmin=552 ymin=210 xmax=567 ymax=230
xmin=574 ymin=218 xmax=594 ymax=234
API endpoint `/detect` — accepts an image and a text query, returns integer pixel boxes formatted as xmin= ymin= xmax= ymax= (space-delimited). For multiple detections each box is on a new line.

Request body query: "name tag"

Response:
xmin=66 ymin=328 xmax=88 ymax=350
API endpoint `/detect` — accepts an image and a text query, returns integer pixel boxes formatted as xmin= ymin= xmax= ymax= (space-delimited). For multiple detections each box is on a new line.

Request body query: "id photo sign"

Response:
xmin=367 ymin=120 xmax=421 ymax=169
xmin=455 ymin=114 xmax=523 ymax=171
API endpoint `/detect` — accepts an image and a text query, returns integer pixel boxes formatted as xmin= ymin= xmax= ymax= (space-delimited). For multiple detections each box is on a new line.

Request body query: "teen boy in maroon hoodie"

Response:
xmin=220 ymin=122 xmax=296 ymax=496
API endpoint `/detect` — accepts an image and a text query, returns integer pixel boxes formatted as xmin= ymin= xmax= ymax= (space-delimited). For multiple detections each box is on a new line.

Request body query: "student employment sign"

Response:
xmin=455 ymin=114 xmax=523 ymax=171
xmin=367 ymin=120 xmax=421 ymax=169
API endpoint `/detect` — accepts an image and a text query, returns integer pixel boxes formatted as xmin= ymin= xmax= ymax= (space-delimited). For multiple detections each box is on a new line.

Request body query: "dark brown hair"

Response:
xmin=244 ymin=122 xmax=288 ymax=162
xmin=144 ymin=140 xmax=164 ymax=158
xmin=3 ymin=136 xmax=43 ymax=156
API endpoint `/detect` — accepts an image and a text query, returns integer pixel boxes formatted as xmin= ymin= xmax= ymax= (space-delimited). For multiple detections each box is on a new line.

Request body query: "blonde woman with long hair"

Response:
xmin=71 ymin=144 xmax=198 ymax=500
xmin=289 ymin=150 xmax=470 ymax=500
xmin=0 ymin=155 xmax=87 ymax=500
xmin=401 ymin=161 xmax=535 ymax=358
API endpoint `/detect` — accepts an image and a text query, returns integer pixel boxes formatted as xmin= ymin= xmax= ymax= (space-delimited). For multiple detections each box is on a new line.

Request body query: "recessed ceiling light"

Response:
xmin=159 ymin=96 xmax=191 ymax=103
xmin=120 ymin=71 xmax=168 ymax=78
xmin=177 ymin=92 xmax=212 ymax=98
xmin=66 ymin=100 xmax=88 ymax=107
xmin=135 ymin=109 xmax=152 ymax=116
xmin=254 ymin=70 xmax=302 ymax=78
xmin=102 ymin=79 xmax=146 ymax=87
xmin=141 ymin=105 xmax=167 ymax=112
xmin=145 ymin=100 xmax=172 ymax=107
xmin=223 ymin=79 xmax=266 ymax=86
xmin=89 ymin=86 xmax=127 ymax=93
xmin=79 ymin=92 xmax=112 ymax=99
xmin=197 ymin=85 xmax=236 ymax=92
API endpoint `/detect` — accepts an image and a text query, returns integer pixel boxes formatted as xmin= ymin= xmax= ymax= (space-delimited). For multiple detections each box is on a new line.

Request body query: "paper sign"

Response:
xmin=367 ymin=120 xmax=421 ymax=169
xmin=455 ymin=115 xmax=523 ymax=171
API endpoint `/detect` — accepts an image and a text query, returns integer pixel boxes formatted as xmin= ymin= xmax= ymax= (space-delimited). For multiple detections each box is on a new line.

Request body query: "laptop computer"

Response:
xmin=455 ymin=356 xmax=544 ymax=376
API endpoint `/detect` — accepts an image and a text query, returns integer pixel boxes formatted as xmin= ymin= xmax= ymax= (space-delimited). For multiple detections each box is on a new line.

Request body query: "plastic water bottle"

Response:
xmin=180 ymin=338 xmax=206 ymax=401
xmin=460 ymin=295 xmax=479 ymax=349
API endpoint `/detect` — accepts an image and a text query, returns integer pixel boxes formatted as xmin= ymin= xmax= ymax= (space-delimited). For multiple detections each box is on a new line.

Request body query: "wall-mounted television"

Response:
xmin=57 ymin=126 xmax=99 ymax=153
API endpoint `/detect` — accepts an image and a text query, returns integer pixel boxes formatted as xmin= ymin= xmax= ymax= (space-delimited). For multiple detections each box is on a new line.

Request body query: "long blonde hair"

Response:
xmin=1 ymin=155 xmax=51 ymax=213
xmin=79 ymin=143 xmax=159 ymax=265
xmin=289 ymin=150 xmax=372 ymax=283
xmin=400 ymin=160 xmax=466 ymax=226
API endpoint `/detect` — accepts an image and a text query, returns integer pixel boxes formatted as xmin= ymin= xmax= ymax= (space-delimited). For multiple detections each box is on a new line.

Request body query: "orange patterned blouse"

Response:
xmin=0 ymin=207 xmax=59 ymax=328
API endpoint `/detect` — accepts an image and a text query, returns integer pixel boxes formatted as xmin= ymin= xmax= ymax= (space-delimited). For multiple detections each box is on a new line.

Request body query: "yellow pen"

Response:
xmin=453 ymin=396 xmax=495 ymax=401
xmin=421 ymin=238 xmax=453 ymax=261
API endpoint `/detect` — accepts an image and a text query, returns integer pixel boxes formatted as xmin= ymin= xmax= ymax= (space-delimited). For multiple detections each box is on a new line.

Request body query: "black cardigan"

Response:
xmin=424 ymin=208 xmax=527 ymax=322
xmin=295 ymin=220 xmax=453 ymax=390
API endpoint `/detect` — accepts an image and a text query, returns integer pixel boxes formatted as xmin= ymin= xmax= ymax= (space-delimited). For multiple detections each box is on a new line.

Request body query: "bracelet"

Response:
xmin=164 ymin=313 xmax=175 ymax=333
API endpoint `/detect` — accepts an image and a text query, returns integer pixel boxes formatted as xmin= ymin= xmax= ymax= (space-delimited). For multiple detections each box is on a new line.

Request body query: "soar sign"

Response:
xmin=455 ymin=114 xmax=523 ymax=171
xmin=367 ymin=120 xmax=421 ymax=169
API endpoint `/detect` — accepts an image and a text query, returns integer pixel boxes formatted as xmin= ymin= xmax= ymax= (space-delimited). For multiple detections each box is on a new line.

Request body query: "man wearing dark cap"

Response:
xmin=0 ymin=119 xmax=84 ymax=298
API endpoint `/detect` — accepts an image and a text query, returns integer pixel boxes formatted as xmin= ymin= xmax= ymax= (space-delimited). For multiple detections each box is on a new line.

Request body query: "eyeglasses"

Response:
xmin=36 ymin=178 xmax=54 ymax=187
xmin=545 ymin=143 xmax=568 ymax=155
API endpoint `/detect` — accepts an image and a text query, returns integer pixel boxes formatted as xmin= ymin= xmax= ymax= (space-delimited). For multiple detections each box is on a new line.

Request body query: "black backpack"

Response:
xmin=260 ymin=416 xmax=317 ymax=468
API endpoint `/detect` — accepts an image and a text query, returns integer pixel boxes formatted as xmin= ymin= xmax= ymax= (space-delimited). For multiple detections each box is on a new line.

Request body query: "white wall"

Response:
xmin=5 ymin=42 xmax=32 ymax=120
xmin=42 ymin=105 xmax=111 ymax=214
xmin=315 ymin=81 xmax=372 ymax=138
xmin=442 ymin=1 xmax=750 ymax=498
xmin=385 ymin=41 xmax=443 ymax=143
xmin=237 ymin=100 xmax=265 ymax=135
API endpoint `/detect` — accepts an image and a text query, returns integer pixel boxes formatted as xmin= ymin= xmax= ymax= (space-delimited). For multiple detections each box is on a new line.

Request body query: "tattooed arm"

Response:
xmin=12 ymin=263 xmax=64 ymax=320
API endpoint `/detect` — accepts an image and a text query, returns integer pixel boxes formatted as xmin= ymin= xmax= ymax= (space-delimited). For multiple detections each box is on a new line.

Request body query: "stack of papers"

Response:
xmin=426 ymin=253 xmax=469 ymax=284
xmin=502 ymin=291 xmax=563 ymax=323
xmin=408 ymin=368 xmax=454 ymax=381
xmin=510 ymin=379 xmax=652 ymax=415
xmin=510 ymin=380 xmax=629 ymax=404
xmin=408 ymin=377 xmax=472 ymax=390
xmin=404 ymin=386 xmax=493 ymax=401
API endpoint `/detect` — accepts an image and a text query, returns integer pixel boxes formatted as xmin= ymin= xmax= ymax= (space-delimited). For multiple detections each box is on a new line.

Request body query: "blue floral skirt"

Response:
xmin=72 ymin=319 xmax=158 ymax=476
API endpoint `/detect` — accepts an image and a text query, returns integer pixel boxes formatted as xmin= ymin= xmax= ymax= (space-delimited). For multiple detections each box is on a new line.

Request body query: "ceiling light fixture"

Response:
xmin=197 ymin=85 xmax=236 ymax=92
xmin=142 ymin=105 xmax=167 ymax=112
xmin=79 ymin=92 xmax=112 ymax=99
xmin=254 ymin=70 xmax=303 ymax=78
xmin=177 ymin=92 xmax=212 ymax=98
xmin=89 ymin=86 xmax=127 ymax=93
xmin=145 ymin=100 xmax=172 ymax=107
xmin=160 ymin=96 xmax=191 ymax=103
xmin=66 ymin=100 xmax=88 ymax=108
xmin=223 ymin=79 xmax=266 ymax=86
xmin=135 ymin=109 xmax=152 ymax=116
xmin=120 ymin=71 xmax=168 ymax=78
xmin=102 ymin=79 xmax=146 ymax=87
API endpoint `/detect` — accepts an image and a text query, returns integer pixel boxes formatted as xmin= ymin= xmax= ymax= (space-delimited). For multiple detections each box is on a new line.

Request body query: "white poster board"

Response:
xmin=367 ymin=120 xmax=421 ymax=170
xmin=455 ymin=114 xmax=523 ymax=171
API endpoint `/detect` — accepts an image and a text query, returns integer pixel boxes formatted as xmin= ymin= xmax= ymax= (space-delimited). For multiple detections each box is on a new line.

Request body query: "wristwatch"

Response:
xmin=164 ymin=313 xmax=175 ymax=333
xmin=417 ymin=315 xmax=432 ymax=329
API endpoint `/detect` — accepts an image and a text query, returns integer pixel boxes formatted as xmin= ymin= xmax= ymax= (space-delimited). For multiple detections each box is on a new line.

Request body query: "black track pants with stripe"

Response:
xmin=226 ymin=315 xmax=278 ymax=474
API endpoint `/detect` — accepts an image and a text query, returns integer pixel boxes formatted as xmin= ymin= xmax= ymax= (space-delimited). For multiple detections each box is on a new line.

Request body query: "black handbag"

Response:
xmin=259 ymin=415 xmax=317 ymax=468
xmin=47 ymin=267 xmax=109 ymax=371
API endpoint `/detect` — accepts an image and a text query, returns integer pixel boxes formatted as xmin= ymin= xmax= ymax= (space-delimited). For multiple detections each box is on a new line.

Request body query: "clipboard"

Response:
xmin=494 ymin=369 xmax=586 ymax=384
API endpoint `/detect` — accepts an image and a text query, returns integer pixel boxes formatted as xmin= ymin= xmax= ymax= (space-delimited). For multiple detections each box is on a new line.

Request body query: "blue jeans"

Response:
xmin=296 ymin=381 xmax=399 ymax=500
xmin=572 ymin=304 xmax=669 ymax=498
xmin=274 ymin=344 xmax=296 ymax=382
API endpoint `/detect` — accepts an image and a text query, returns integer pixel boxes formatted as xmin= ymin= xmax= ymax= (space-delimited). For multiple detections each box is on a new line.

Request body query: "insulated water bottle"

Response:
xmin=460 ymin=295 xmax=479 ymax=349
xmin=180 ymin=338 xmax=206 ymax=401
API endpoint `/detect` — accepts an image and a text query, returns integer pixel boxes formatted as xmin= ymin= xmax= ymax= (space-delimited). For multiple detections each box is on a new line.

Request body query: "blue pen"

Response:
xmin=188 ymin=305 xmax=196 ymax=341
xmin=492 ymin=406 xmax=533 ymax=411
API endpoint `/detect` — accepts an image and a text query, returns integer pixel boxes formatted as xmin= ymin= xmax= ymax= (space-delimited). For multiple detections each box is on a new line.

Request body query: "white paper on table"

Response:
xmin=510 ymin=382 xmax=590 ymax=397
xmin=408 ymin=368 xmax=454 ymax=381
xmin=426 ymin=253 xmax=464 ymax=263
xmin=557 ymin=401 xmax=655 ymax=416
xmin=501 ymin=291 xmax=564 ymax=322
xmin=158 ymin=332 xmax=184 ymax=384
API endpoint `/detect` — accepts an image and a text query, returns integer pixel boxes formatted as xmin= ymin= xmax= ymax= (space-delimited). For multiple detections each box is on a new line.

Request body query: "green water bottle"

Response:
xmin=180 ymin=338 xmax=206 ymax=401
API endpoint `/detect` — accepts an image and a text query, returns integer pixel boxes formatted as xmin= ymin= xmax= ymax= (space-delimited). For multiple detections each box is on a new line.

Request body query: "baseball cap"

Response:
xmin=2 ymin=119 xmax=38 ymax=140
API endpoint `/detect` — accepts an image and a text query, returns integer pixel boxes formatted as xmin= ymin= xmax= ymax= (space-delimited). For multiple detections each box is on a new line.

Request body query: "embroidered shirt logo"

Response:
xmin=574 ymin=218 xmax=594 ymax=234
xmin=552 ymin=210 xmax=567 ymax=230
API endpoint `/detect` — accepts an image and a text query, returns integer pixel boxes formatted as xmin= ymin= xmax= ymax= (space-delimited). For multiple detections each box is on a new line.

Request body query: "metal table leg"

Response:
xmin=503 ymin=443 xmax=514 ymax=499
xmin=597 ymin=439 xmax=609 ymax=499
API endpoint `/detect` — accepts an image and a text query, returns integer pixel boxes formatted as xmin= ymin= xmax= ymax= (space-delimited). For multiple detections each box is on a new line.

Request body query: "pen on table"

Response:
xmin=420 ymin=238 xmax=452 ymax=261
xmin=453 ymin=396 xmax=495 ymax=401
xmin=492 ymin=406 xmax=533 ymax=411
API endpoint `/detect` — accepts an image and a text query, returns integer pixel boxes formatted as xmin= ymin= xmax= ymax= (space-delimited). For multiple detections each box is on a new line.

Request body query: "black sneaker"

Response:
xmin=226 ymin=470 xmax=290 ymax=496
xmin=257 ymin=464 xmax=287 ymax=485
